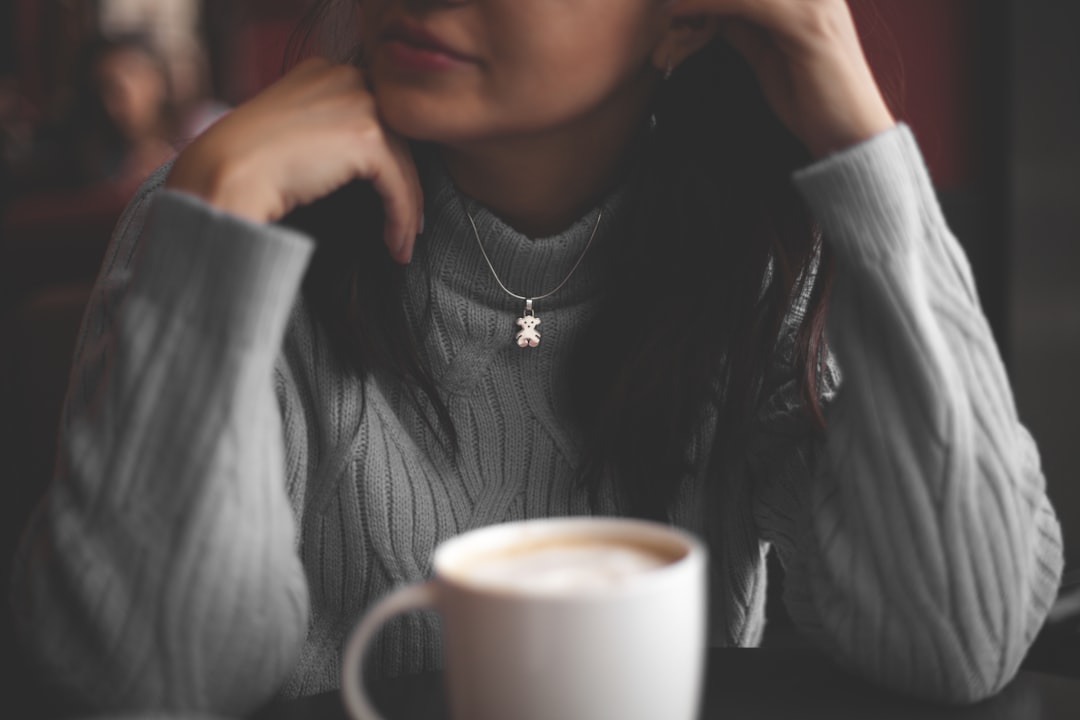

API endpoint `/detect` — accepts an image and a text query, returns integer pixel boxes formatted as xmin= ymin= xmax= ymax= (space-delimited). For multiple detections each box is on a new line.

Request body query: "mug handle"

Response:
xmin=340 ymin=581 xmax=439 ymax=720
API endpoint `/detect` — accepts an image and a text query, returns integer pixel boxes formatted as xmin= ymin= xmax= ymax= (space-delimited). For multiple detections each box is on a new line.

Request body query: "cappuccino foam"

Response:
xmin=454 ymin=540 xmax=677 ymax=594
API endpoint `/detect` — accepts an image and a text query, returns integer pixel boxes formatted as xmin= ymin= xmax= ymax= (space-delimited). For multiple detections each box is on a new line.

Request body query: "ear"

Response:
xmin=652 ymin=14 xmax=721 ymax=75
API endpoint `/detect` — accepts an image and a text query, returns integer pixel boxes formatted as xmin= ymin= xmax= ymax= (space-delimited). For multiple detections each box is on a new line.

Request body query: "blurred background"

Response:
xmin=0 ymin=0 xmax=1077 ymax=681
xmin=0 ymin=0 xmax=308 ymax=574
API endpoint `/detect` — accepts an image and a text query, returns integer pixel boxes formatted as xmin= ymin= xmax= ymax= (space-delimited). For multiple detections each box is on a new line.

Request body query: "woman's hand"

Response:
xmin=167 ymin=58 xmax=422 ymax=263
xmin=670 ymin=0 xmax=896 ymax=159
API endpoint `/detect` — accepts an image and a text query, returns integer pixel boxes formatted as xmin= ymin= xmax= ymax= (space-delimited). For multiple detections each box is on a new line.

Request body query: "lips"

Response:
xmin=381 ymin=19 xmax=475 ymax=64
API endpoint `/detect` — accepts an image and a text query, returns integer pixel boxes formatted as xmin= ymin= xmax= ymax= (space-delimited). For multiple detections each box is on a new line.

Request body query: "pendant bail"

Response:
xmin=524 ymin=298 xmax=534 ymax=317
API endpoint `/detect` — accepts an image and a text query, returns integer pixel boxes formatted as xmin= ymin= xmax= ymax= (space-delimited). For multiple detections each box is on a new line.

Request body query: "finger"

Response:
xmin=665 ymin=0 xmax=812 ymax=38
xmin=279 ymin=57 xmax=336 ymax=89
xmin=334 ymin=85 xmax=419 ymax=263
xmin=292 ymin=56 xmax=333 ymax=74
xmin=362 ymin=138 xmax=420 ymax=264
xmin=295 ymin=63 xmax=367 ymax=105
xmin=668 ymin=0 xmax=794 ymax=28
xmin=385 ymin=135 xmax=424 ymax=263
xmin=255 ymin=58 xmax=344 ymax=109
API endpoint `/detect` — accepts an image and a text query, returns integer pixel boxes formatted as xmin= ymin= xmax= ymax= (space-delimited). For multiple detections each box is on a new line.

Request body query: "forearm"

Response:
xmin=780 ymin=125 xmax=1063 ymax=702
xmin=11 ymin=189 xmax=315 ymax=715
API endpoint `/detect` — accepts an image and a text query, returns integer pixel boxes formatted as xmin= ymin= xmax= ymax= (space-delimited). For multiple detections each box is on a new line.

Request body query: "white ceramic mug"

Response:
xmin=341 ymin=517 xmax=707 ymax=720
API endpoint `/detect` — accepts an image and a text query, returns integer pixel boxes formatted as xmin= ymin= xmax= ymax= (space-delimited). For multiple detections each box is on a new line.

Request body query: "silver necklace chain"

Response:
xmin=464 ymin=205 xmax=604 ymax=348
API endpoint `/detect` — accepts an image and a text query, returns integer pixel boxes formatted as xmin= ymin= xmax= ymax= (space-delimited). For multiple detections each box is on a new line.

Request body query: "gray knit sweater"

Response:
xmin=11 ymin=126 xmax=1064 ymax=716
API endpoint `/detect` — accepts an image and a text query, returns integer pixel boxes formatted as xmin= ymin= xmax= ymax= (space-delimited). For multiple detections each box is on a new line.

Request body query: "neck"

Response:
xmin=439 ymin=80 xmax=655 ymax=238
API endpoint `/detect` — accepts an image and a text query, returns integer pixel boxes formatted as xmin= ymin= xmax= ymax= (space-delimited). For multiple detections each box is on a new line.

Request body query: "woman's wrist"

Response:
xmin=807 ymin=112 xmax=897 ymax=160
xmin=167 ymin=145 xmax=279 ymax=224
xmin=803 ymin=62 xmax=897 ymax=159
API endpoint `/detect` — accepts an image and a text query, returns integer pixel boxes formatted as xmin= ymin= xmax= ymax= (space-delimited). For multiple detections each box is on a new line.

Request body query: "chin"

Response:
xmin=377 ymin=105 xmax=447 ymax=142
xmin=373 ymin=84 xmax=476 ymax=143
xmin=371 ymin=80 xmax=505 ymax=146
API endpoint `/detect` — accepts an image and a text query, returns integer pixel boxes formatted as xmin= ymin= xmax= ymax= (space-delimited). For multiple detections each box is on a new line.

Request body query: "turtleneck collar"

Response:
xmin=409 ymin=154 xmax=631 ymax=315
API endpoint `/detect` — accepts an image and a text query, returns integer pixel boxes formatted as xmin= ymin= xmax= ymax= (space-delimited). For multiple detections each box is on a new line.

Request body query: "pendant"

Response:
xmin=515 ymin=299 xmax=541 ymax=348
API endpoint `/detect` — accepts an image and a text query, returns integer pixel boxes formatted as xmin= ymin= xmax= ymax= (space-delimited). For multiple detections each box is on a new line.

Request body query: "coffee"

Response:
xmin=449 ymin=538 xmax=682 ymax=594
xmin=343 ymin=518 xmax=706 ymax=720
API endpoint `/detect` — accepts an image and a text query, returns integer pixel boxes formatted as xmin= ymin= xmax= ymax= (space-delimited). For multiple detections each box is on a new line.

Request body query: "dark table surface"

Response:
xmin=251 ymin=648 xmax=1080 ymax=720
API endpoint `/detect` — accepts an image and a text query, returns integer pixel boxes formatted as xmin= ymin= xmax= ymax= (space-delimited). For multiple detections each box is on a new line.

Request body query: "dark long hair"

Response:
xmin=282 ymin=4 xmax=834 ymax=520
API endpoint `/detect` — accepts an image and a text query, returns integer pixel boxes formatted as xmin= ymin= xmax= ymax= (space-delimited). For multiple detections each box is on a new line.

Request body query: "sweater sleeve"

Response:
xmin=9 ymin=165 xmax=315 ymax=716
xmin=751 ymin=125 xmax=1064 ymax=704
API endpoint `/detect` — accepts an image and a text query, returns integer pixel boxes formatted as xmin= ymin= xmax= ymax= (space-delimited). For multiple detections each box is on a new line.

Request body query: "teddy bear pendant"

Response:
xmin=515 ymin=299 xmax=542 ymax=348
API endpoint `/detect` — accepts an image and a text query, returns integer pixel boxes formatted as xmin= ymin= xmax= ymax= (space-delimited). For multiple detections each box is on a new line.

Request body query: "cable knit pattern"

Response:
xmin=771 ymin=127 xmax=1063 ymax=703
xmin=10 ymin=125 xmax=1062 ymax=715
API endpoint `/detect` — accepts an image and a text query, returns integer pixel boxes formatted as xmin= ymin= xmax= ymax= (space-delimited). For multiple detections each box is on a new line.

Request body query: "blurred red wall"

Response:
xmin=853 ymin=0 xmax=982 ymax=190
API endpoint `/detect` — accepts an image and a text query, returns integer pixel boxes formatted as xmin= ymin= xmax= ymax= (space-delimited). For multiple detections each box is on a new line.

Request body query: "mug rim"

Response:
xmin=432 ymin=516 xmax=706 ymax=599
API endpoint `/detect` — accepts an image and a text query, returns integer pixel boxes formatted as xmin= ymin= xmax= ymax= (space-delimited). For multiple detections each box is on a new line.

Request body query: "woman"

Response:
xmin=11 ymin=0 xmax=1063 ymax=716
xmin=0 ymin=35 xmax=175 ymax=284
xmin=13 ymin=34 xmax=175 ymax=193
